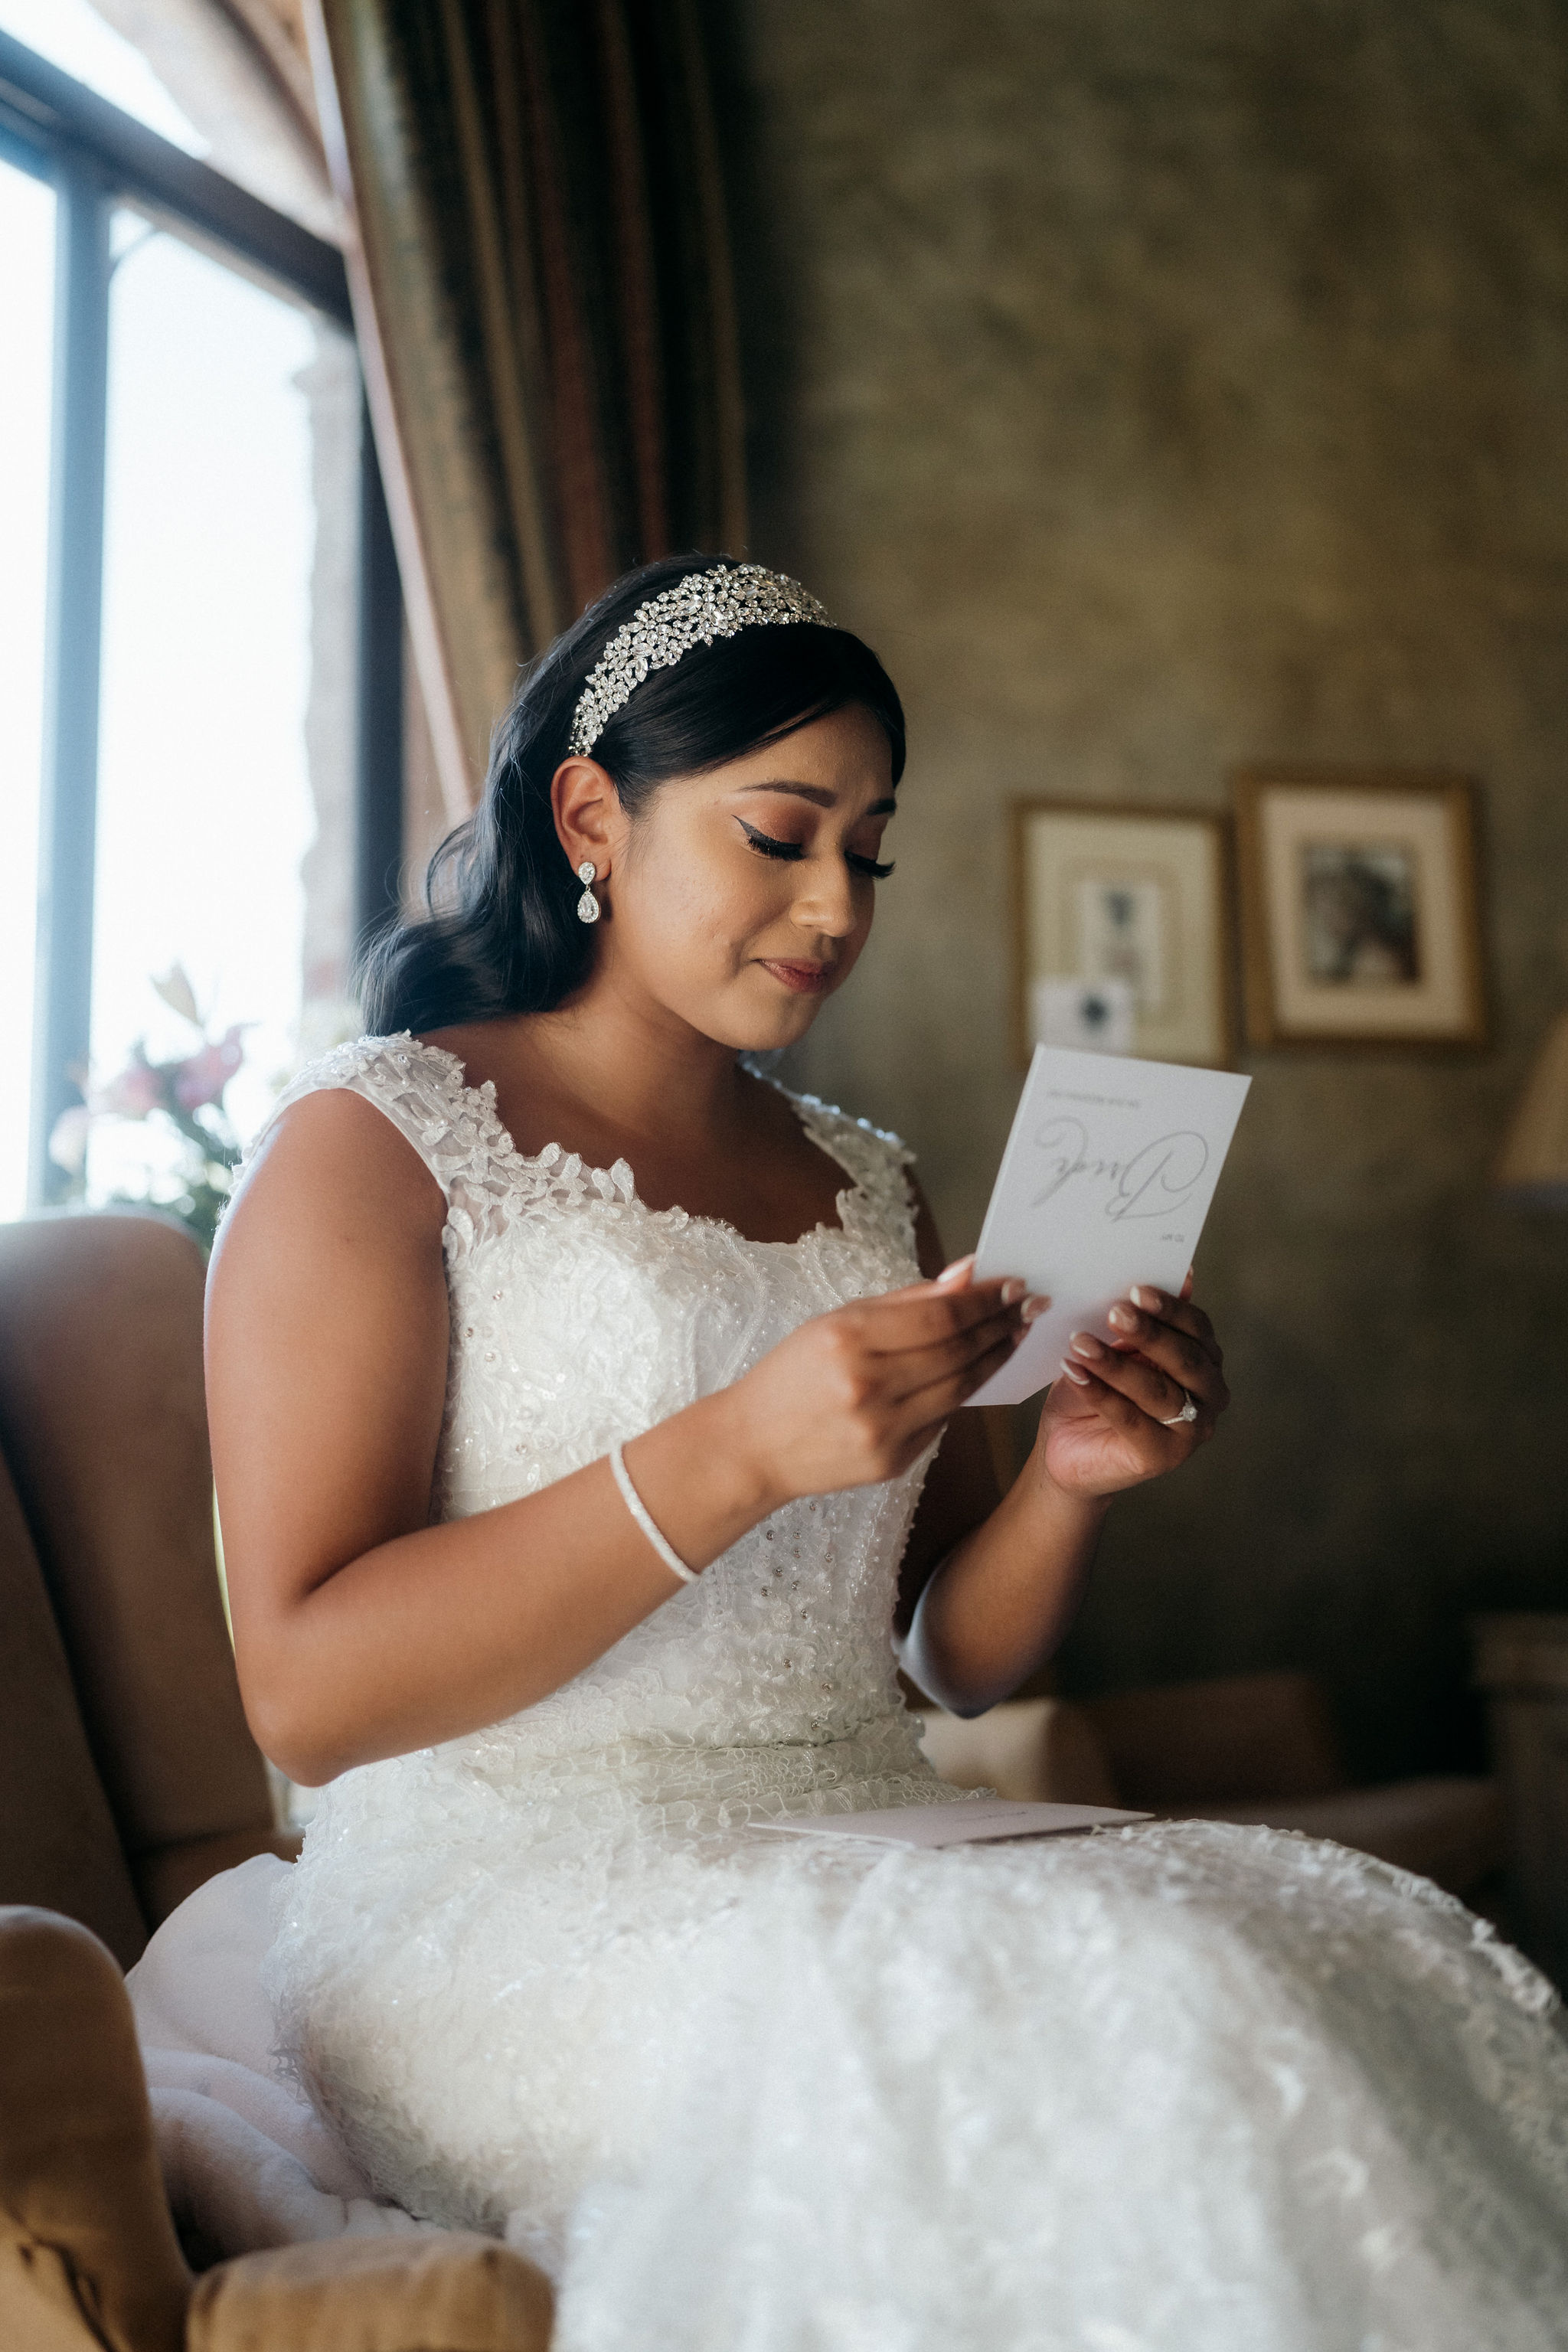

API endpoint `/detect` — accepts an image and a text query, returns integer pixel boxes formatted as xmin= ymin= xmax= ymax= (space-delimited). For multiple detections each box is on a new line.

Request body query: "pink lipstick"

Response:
xmin=760 ymin=959 xmax=831 ymax=995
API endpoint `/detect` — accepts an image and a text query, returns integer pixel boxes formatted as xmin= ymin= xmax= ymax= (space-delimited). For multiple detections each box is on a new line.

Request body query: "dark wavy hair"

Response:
xmin=359 ymin=554 xmax=906 ymax=1036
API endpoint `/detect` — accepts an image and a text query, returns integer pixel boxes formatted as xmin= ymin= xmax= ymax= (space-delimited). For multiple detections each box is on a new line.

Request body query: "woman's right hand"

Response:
xmin=727 ymin=1264 xmax=1040 ymax=1504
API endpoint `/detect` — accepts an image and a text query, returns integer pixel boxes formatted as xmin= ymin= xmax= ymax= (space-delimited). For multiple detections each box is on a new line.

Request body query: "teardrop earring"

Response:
xmin=575 ymin=862 xmax=601 ymax=925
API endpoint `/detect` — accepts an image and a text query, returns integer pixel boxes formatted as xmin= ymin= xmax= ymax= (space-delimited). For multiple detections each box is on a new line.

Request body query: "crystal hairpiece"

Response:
xmin=567 ymin=563 xmax=834 ymax=758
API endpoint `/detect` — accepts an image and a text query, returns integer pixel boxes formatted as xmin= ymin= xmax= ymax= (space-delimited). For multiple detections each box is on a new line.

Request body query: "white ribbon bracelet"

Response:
xmin=609 ymin=1442 xmax=698 ymax=1585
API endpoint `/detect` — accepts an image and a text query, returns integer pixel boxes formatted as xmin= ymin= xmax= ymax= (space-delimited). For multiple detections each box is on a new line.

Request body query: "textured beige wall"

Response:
xmin=724 ymin=0 xmax=1568 ymax=1775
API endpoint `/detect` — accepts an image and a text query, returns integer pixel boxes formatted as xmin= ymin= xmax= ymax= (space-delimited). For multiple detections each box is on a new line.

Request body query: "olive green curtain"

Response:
xmin=308 ymin=0 xmax=747 ymax=812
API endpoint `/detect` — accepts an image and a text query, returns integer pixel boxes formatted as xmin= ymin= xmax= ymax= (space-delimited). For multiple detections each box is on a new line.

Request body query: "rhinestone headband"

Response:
xmin=567 ymin=563 xmax=833 ymax=758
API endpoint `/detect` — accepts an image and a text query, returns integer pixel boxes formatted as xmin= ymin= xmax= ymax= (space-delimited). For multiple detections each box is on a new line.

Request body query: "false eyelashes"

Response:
xmin=738 ymin=820 xmax=894 ymax=880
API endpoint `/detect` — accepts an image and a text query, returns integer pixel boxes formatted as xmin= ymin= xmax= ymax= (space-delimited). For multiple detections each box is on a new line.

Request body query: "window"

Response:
xmin=0 ymin=148 xmax=53 ymax=1219
xmin=0 ymin=21 xmax=402 ymax=1223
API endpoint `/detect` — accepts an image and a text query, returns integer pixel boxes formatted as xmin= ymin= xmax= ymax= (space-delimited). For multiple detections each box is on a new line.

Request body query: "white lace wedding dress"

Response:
xmin=257 ymin=1034 xmax=1568 ymax=2350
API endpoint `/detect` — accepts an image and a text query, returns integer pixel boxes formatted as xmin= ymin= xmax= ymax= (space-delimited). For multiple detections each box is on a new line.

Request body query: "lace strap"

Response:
xmin=247 ymin=1034 xmax=638 ymax=1250
xmin=787 ymin=1090 xmax=920 ymax=1260
xmin=246 ymin=1033 xmax=501 ymax=1201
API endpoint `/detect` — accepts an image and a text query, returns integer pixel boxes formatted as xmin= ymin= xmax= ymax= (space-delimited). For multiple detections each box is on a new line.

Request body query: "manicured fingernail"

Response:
xmin=1060 ymin=1360 xmax=1091 ymax=1384
xmin=1132 ymin=1286 xmax=1160 ymax=1311
xmin=1020 ymin=1293 xmax=1051 ymax=1322
xmin=936 ymin=1256 xmax=975 ymax=1286
xmin=1000 ymin=1279 xmax=1026 ymax=1305
xmin=1108 ymin=1304 xmax=1138 ymax=1331
xmin=1070 ymin=1330 xmax=1104 ymax=1359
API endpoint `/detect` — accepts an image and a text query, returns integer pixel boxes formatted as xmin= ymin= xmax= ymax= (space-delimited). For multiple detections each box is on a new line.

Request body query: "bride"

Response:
xmin=208 ymin=556 xmax=1568 ymax=2348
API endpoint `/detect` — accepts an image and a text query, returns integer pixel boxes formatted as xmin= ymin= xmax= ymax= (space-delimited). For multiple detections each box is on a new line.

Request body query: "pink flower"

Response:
xmin=97 ymin=1048 xmax=165 ymax=1120
xmin=173 ymin=1024 xmax=247 ymax=1111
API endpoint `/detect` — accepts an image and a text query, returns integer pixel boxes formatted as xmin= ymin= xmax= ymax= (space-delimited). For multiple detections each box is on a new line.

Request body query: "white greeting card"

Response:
xmin=964 ymin=1046 xmax=1251 ymax=1408
xmin=755 ymin=1798 xmax=1152 ymax=1848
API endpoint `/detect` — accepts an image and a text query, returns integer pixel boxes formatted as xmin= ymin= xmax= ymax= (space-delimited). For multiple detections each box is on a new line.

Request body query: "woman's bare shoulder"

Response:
xmin=215 ymin=1085 xmax=446 ymax=1280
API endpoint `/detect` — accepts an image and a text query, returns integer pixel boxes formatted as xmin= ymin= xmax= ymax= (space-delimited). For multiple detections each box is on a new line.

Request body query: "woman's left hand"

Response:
xmin=1035 ymin=1276 xmax=1229 ymax=1498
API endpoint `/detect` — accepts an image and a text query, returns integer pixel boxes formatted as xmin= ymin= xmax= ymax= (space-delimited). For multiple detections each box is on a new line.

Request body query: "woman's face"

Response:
xmin=558 ymin=703 xmax=897 ymax=1052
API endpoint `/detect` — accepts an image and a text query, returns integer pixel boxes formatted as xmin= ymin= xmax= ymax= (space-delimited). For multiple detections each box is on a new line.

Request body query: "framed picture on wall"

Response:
xmin=1010 ymin=802 xmax=1235 ymax=1067
xmin=1233 ymin=769 xmax=1486 ymax=1048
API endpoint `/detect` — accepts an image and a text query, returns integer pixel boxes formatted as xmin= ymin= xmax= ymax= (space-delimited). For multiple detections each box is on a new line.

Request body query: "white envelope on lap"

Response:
xmin=755 ymin=1799 xmax=1152 ymax=1847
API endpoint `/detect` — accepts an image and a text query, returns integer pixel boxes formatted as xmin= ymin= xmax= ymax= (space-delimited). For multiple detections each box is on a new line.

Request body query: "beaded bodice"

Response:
xmin=258 ymin=1034 xmax=944 ymax=1824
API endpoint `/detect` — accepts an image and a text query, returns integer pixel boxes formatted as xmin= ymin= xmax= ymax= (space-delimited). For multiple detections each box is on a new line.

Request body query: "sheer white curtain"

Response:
xmin=87 ymin=0 xmax=339 ymax=239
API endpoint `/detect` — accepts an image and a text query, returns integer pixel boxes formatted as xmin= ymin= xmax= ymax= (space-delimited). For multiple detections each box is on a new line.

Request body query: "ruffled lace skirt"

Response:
xmin=264 ymin=1733 xmax=1568 ymax=2351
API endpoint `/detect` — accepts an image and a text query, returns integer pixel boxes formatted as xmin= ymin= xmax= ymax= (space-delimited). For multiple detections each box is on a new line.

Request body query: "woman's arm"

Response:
xmin=893 ymin=1185 xmax=1228 ymax=1717
xmin=207 ymin=1092 xmax=1032 ymax=1784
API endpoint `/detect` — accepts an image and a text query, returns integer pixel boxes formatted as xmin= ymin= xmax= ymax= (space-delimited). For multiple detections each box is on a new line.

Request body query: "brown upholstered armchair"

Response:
xmin=0 ymin=1213 xmax=554 ymax=2351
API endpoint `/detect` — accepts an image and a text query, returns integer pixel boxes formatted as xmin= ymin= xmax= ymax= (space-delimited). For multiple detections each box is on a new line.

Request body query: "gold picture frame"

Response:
xmin=1233 ymin=768 xmax=1487 ymax=1049
xmin=1010 ymin=801 xmax=1236 ymax=1069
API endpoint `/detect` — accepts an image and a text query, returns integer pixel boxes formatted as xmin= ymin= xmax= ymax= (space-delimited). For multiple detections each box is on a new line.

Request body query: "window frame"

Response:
xmin=0 ymin=28 xmax=403 ymax=1208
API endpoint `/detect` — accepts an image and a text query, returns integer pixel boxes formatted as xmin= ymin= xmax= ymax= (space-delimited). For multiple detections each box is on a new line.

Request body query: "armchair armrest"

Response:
xmin=0 ymin=1906 xmax=189 ymax=2352
xmin=919 ymin=1697 xmax=1122 ymax=1806
xmin=189 ymin=2233 xmax=554 ymax=2352
xmin=0 ymin=1906 xmax=557 ymax=2352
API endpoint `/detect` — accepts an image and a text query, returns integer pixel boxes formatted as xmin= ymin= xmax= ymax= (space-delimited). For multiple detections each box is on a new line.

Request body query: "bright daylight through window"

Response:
xmin=0 ymin=151 xmax=52 ymax=1220
xmin=0 ymin=0 xmax=394 ymax=1236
